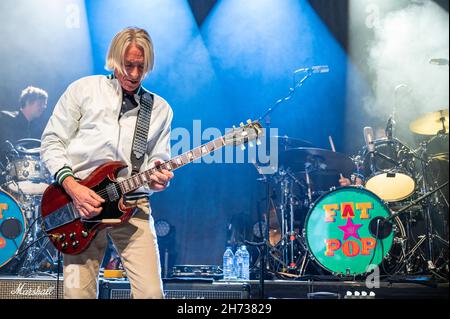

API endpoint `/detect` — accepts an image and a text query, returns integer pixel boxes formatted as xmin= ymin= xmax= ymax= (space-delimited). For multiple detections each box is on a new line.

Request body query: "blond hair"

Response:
xmin=105 ymin=27 xmax=154 ymax=78
xmin=19 ymin=86 xmax=48 ymax=109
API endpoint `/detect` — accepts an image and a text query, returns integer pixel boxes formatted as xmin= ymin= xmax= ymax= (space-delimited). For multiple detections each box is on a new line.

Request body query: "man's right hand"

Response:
xmin=62 ymin=176 xmax=105 ymax=219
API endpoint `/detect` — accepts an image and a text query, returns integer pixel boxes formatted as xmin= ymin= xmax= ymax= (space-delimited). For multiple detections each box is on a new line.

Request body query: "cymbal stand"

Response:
xmin=278 ymin=174 xmax=297 ymax=271
xmin=18 ymin=195 xmax=57 ymax=277
xmin=385 ymin=181 xmax=449 ymax=276
xmin=269 ymin=172 xmax=291 ymax=272
xmin=420 ymin=135 xmax=449 ymax=208
xmin=420 ymin=142 xmax=449 ymax=275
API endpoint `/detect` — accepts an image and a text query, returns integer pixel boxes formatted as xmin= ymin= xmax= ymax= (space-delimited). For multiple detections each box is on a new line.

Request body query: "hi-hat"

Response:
xmin=410 ymin=109 xmax=449 ymax=135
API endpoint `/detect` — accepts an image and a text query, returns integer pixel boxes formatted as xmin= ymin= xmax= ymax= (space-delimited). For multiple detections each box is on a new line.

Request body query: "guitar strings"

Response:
xmin=92 ymin=166 xmax=163 ymax=199
xmin=91 ymin=137 xmax=232 ymax=199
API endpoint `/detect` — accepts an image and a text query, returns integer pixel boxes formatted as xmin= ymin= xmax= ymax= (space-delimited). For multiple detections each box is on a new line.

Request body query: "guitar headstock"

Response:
xmin=224 ymin=119 xmax=264 ymax=149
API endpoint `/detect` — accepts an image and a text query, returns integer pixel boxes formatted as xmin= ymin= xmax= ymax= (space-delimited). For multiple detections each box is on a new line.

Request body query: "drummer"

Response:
xmin=0 ymin=86 xmax=48 ymax=164
xmin=339 ymin=173 xmax=365 ymax=187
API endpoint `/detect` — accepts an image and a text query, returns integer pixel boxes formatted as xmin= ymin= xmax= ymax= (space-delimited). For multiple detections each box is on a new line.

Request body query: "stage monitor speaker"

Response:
xmin=99 ymin=278 xmax=251 ymax=299
xmin=0 ymin=276 xmax=64 ymax=299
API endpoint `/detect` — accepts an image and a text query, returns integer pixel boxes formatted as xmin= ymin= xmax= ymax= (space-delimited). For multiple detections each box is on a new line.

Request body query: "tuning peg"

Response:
xmin=240 ymin=144 xmax=246 ymax=151
xmin=248 ymin=141 xmax=254 ymax=148
xmin=256 ymin=138 xmax=262 ymax=146
xmin=240 ymin=122 xmax=244 ymax=127
xmin=232 ymin=125 xmax=236 ymax=129
xmin=247 ymin=119 xmax=252 ymax=124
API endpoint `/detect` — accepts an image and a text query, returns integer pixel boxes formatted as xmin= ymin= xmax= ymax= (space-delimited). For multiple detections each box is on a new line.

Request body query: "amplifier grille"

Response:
xmin=102 ymin=279 xmax=250 ymax=299
xmin=0 ymin=276 xmax=64 ymax=299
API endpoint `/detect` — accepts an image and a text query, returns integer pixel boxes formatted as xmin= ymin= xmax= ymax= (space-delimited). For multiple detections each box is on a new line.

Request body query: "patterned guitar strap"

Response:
xmin=130 ymin=92 xmax=154 ymax=176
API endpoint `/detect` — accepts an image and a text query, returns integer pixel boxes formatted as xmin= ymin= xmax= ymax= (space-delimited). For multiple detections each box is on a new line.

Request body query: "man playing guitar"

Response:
xmin=41 ymin=27 xmax=174 ymax=299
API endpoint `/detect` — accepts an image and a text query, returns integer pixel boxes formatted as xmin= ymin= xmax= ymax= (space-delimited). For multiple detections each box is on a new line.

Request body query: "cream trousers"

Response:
xmin=62 ymin=197 xmax=163 ymax=299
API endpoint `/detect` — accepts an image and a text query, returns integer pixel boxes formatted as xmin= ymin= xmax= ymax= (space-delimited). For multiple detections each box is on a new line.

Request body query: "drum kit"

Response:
xmin=256 ymin=109 xmax=449 ymax=279
xmin=0 ymin=138 xmax=58 ymax=276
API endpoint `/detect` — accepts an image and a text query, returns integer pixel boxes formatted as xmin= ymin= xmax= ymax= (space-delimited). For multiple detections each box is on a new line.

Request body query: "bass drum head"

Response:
xmin=0 ymin=190 xmax=27 ymax=269
xmin=304 ymin=186 xmax=394 ymax=276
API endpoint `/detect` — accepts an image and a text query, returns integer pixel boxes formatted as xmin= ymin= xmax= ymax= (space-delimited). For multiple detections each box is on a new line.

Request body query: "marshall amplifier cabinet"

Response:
xmin=99 ymin=278 xmax=251 ymax=299
xmin=0 ymin=276 xmax=64 ymax=299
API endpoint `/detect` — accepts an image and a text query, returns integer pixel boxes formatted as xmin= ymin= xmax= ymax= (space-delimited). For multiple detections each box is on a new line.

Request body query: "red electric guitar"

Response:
xmin=40 ymin=120 xmax=263 ymax=254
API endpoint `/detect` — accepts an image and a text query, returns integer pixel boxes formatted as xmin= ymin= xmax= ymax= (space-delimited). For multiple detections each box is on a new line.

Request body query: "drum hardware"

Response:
xmin=381 ymin=181 xmax=449 ymax=275
xmin=0 ymin=137 xmax=58 ymax=276
xmin=260 ymin=146 xmax=359 ymax=277
xmin=3 ymin=194 xmax=59 ymax=277
xmin=251 ymin=168 xmax=308 ymax=276
xmin=276 ymin=171 xmax=304 ymax=272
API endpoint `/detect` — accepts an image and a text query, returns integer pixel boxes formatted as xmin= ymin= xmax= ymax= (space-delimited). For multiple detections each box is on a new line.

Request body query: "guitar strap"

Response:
xmin=130 ymin=92 xmax=154 ymax=175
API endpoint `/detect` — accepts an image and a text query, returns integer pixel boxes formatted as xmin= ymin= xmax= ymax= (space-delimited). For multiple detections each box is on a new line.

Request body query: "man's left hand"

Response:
xmin=149 ymin=162 xmax=174 ymax=191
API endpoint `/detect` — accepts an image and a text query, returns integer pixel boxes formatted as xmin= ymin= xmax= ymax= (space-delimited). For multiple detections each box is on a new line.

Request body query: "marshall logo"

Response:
xmin=10 ymin=283 xmax=56 ymax=297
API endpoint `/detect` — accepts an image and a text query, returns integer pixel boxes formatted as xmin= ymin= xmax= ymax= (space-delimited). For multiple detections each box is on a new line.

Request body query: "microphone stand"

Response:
xmin=372 ymin=181 xmax=449 ymax=227
xmin=253 ymin=69 xmax=318 ymax=298
xmin=257 ymin=72 xmax=314 ymax=123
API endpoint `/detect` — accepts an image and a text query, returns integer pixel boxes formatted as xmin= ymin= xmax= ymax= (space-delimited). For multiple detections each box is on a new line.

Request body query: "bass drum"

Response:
xmin=304 ymin=186 xmax=395 ymax=276
xmin=0 ymin=189 xmax=27 ymax=269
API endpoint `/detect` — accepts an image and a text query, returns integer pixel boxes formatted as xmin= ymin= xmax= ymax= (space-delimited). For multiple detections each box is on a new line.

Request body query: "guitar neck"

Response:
xmin=118 ymin=136 xmax=226 ymax=194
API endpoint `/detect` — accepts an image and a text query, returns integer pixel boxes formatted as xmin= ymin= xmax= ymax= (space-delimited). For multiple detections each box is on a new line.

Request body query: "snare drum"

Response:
xmin=0 ymin=190 xmax=27 ymax=269
xmin=6 ymin=155 xmax=51 ymax=195
xmin=304 ymin=187 xmax=394 ymax=276
xmin=361 ymin=138 xmax=416 ymax=202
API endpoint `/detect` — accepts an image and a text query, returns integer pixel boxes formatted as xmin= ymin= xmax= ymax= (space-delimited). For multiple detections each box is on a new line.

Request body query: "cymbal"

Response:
xmin=279 ymin=147 xmax=356 ymax=176
xmin=278 ymin=147 xmax=356 ymax=191
xmin=410 ymin=109 xmax=449 ymax=135
xmin=272 ymin=135 xmax=313 ymax=150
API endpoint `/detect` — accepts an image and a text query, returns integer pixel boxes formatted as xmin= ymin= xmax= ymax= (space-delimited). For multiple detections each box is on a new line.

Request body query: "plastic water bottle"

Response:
xmin=240 ymin=245 xmax=250 ymax=281
xmin=223 ymin=247 xmax=236 ymax=280
xmin=235 ymin=246 xmax=243 ymax=280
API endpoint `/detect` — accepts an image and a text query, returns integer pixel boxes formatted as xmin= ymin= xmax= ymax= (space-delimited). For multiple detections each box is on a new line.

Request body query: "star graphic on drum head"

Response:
xmin=338 ymin=218 xmax=363 ymax=241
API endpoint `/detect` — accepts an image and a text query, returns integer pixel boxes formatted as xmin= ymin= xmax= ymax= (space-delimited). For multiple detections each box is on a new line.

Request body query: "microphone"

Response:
xmin=429 ymin=58 xmax=449 ymax=66
xmin=363 ymin=127 xmax=375 ymax=153
xmin=294 ymin=65 xmax=330 ymax=74
xmin=369 ymin=216 xmax=393 ymax=240
xmin=385 ymin=116 xmax=395 ymax=140
xmin=364 ymin=127 xmax=376 ymax=173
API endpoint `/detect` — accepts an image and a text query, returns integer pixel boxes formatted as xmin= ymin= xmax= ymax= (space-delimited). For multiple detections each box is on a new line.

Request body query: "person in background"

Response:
xmin=0 ymin=86 xmax=48 ymax=168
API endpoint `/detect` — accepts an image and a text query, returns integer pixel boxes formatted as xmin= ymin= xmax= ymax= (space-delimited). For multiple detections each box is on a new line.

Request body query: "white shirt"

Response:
xmin=41 ymin=75 xmax=173 ymax=193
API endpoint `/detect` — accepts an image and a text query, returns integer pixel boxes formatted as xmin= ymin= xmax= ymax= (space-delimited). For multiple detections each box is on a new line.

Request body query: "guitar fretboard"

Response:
xmin=118 ymin=136 xmax=226 ymax=194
